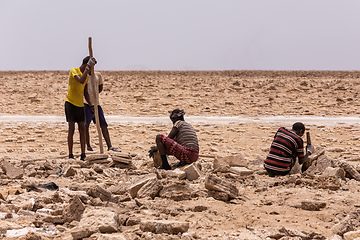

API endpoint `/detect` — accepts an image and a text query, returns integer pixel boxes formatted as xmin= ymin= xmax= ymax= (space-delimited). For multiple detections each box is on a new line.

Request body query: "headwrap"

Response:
xmin=170 ymin=109 xmax=185 ymax=119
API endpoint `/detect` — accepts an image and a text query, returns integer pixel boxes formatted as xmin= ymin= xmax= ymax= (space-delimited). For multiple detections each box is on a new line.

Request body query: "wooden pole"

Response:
xmin=88 ymin=37 xmax=104 ymax=153
xmin=301 ymin=131 xmax=312 ymax=173
xmin=306 ymin=132 xmax=311 ymax=146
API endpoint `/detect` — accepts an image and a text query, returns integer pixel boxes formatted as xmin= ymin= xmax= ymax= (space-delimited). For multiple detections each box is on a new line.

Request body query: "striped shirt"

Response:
xmin=264 ymin=127 xmax=304 ymax=173
xmin=173 ymin=120 xmax=199 ymax=151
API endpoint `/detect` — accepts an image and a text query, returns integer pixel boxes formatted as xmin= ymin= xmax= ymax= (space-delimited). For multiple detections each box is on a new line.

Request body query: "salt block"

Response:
xmin=126 ymin=216 xmax=141 ymax=226
xmin=70 ymin=226 xmax=93 ymax=240
xmin=300 ymin=200 xmax=326 ymax=211
xmin=1 ymin=161 xmax=23 ymax=179
xmin=8 ymin=188 xmax=24 ymax=195
xmin=340 ymin=161 xmax=360 ymax=181
xmin=205 ymin=174 xmax=238 ymax=199
xmin=63 ymin=196 xmax=86 ymax=222
xmin=208 ymin=190 xmax=229 ymax=201
xmin=43 ymin=215 xmax=64 ymax=224
xmin=216 ymin=153 xmax=247 ymax=167
xmin=63 ymin=166 xmax=76 ymax=177
xmin=128 ymin=174 xmax=157 ymax=198
xmin=344 ymin=230 xmax=360 ymax=240
xmin=322 ymin=167 xmax=345 ymax=180
xmin=111 ymin=155 xmax=132 ymax=164
xmin=159 ymin=182 xmax=193 ymax=201
xmin=79 ymin=209 xmax=120 ymax=233
xmin=171 ymin=168 xmax=186 ymax=180
xmin=184 ymin=163 xmax=201 ymax=181
xmin=304 ymin=155 xmax=334 ymax=175
xmin=140 ymin=220 xmax=189 ymax=234
xmin=152 ymin=151 xmax=162 ymax=168
xmin=97 ymin=233 xmax=127 ymax=240
xmin=86 ymin=154 xmax=108 ymax=161
xmin=0 ymin=190 xmax=9 ymax=201
xmin=229 ymin=167 xmax=253 ymax=176
xmin=331 ymin=215 xmax=352 ymax=236
xmin=137 ymin=178 xmax=162 ymax=199
xmin=89 ymin=159 xmax=111 ymax=164
xmin=327 ymin=147 xmax=346 ymax=152
xmin=87 ymin=185 xmax=112 ymax=202
xmin=110 ymin=152 xmax=132 ymax=159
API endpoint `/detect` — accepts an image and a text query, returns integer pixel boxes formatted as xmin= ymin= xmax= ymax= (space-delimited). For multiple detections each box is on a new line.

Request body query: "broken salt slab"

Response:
xmin=6 ymin=228 xmax=30 ymax=238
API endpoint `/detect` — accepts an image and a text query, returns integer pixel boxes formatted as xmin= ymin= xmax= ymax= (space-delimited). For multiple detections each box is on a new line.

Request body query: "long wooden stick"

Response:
xmin=88 ymin=37 xmax=104 ymax=153
xmin=301 ymin=131 xmax=312 ymax=172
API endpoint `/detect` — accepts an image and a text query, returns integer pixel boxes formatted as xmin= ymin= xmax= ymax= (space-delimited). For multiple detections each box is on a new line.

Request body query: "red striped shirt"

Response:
xmin=264 ymin=127 xmax=304 ymax=172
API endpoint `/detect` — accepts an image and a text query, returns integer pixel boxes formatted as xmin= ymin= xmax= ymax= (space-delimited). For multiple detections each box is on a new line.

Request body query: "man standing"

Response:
xmin=84 ymin=71 xmax=121 ymax=152
xmin=264 ymin=122 xmax=315 ymax=176
xmin=149 ymin=109 xmax=199 ymax=170
xmin=65 ymin=56 xmax=95 ymax=160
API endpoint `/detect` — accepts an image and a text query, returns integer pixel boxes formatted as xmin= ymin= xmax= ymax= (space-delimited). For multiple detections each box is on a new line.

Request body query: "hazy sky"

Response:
xmin=1 ymin=0 xmax=360 ymax=70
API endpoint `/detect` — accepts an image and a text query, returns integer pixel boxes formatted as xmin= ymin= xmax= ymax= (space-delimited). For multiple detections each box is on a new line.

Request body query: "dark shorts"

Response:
xmin=84 ymin=103 xmax=108 ymax=127
xmin=65 ymin=101 xmax=85 ymax=123
xmin=159 ymin=134 xmax=199 ymax=163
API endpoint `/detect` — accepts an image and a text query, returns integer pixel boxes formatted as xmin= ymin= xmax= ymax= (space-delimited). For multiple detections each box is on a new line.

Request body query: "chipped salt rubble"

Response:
xmin=0 ymin=148 xmax=359 ymax=239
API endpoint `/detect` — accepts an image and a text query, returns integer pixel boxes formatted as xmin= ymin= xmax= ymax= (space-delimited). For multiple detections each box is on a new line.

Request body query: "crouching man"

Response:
xmin=149 ymin=109 xmax=199 ymax=170
xmin=264 ymin=122 xmax=315 ymax=177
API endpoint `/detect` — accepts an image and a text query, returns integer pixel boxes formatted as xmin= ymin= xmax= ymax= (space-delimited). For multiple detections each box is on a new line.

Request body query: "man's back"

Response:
xmin=87 ymin=71 xmax=103 ymax=104
xmin=173 ymin=120 xmax=199 ymax=151
xmin=264 ymin=127 xmax=304 ymax=173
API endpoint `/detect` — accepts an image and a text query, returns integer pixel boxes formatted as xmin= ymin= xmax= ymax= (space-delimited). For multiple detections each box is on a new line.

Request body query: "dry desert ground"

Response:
xmin=0 ymin=70 xmax=360 ymax=239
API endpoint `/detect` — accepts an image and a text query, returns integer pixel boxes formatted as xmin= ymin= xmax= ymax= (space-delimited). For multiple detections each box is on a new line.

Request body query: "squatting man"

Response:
xmin=149 ymin=109 xmax=199 ymax=170
xmin=264 ymin=122 xmax=315 ymax=177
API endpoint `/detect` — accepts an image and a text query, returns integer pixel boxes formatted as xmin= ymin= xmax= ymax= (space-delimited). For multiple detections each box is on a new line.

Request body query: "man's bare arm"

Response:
xmin=167 ymin=127 xmax=179 ymax=139
xmin=74 ymin=67 xmax=90 ymax=84
xmin=84 ymin=84 xmax=92 ymax=105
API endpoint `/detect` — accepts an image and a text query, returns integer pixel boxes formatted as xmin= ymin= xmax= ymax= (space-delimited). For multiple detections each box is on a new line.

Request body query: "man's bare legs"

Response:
xmin=68 ymin=121 xmax=86 ymax=160
xmin=101 ymin=125 xmax=111 ymax=149
xmin=85 ymin=125 xmax=91 ymax=150
xmin=67 ymin=122 xmax=75 ymax=158
xmin=78 ymin=122 xmax=86 ymax=160
xmin=155 ymin=134 xmax=171 ymax=170
xmin=85 ymin=125 xmax=120 ymax=152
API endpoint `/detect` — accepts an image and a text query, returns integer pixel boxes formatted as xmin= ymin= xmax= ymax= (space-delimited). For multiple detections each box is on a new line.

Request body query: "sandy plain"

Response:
xmin=1 ymin=70 xmax=360 ymax=239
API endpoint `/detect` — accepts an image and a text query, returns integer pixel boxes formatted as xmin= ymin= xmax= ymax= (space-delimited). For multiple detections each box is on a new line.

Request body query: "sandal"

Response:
xmin=108 ymin=147 xmax=121 ymax=152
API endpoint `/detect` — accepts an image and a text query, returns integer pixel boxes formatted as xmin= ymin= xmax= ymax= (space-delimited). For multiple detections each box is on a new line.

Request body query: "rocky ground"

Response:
xmin=1 ymin=71 xmax=360 ymax=239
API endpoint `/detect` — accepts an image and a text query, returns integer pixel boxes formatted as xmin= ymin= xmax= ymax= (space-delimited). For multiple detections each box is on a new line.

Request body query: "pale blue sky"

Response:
xmin=1 ymin=0 xmax=360 ymax=70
